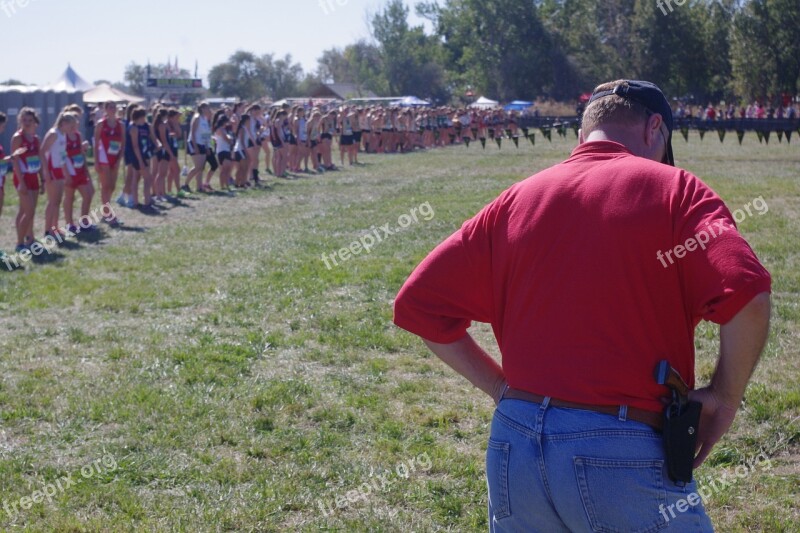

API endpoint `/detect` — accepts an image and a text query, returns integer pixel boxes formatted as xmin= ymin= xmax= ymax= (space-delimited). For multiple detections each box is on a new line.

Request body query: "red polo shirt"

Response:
xmin=393 ymin=141 xmax=771 ymax=413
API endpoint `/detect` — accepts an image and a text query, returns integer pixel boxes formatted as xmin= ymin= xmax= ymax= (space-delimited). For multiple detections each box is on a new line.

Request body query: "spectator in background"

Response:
xmin=704 ymin=103 xmax=717 ymax=121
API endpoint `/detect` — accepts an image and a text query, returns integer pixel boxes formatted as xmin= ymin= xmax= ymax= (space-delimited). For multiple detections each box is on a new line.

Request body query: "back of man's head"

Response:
xmin=581 ymin=80 xmax=650 ymax=136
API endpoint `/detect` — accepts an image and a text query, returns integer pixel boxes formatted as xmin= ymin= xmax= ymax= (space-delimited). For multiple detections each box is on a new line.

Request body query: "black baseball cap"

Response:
xmin=587 ymin=80 xmax=675 ymax=166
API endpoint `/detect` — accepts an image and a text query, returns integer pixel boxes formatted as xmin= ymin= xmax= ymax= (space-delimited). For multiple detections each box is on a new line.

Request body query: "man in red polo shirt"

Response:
xmin=394 ymin=80 xmax=771 ymax=531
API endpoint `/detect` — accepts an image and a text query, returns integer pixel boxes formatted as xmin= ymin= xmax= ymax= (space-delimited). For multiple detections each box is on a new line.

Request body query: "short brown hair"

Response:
xmin=581 ymin=80 xmax=650 ymax=135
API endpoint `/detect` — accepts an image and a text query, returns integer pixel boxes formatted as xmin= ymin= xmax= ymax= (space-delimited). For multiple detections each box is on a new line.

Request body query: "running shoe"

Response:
xmin=176 ymin=190 xmax=187 ymax=199
xmin=180 ymin=184 xmax=192 ymax=193
xmin=126 ymin=197 xmax=135 ymax=208
xmin=14 ymin=244 xmax=28 ymax=253
xmin=67 ymin=224 xmax=79 ymax=234
xmin=116 ymin=195 xmax=126 ymax=206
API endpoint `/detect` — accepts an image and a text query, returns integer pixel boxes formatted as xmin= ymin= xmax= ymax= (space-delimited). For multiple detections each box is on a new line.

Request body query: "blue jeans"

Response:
xmin=486 ymin=398 xmax=714 ymax=532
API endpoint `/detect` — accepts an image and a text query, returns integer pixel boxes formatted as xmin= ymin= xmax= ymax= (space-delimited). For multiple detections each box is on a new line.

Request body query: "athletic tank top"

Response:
xmin=66 ymin=132 xmax=86 ymax=174
xmin=46 ymin=129 xmax=68 ymax=171
xmin=99 ymin=118 xmax=123 ymax=156
xmin=194 ymin=116 xmax=212 ymax=146
xmin=298 ymin=118 xmax=308 ymax=141
xmin=17 ymin=131 xmax=41 ymax=176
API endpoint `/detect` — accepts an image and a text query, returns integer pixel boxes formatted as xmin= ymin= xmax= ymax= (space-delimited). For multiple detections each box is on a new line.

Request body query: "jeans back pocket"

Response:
xmin=486 ymin=439 xmax=511 ymax=520
xmin=573 ymin=457 xmax=668 ymax=533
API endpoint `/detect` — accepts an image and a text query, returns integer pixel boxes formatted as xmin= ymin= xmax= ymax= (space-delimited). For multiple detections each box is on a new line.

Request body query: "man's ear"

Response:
xmin=578 ymin=128 xmax=585 ymax=144
xmin=645 ymin=114 xmax=662 ymax=147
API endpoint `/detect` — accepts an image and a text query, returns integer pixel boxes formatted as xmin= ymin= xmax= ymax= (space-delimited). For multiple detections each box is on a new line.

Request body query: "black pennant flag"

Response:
xmin=540 ymin=128 xmax=552 ymax=142
xmin=698 ymin=129 xmax=706 ymax=141
xmin=512 ymin=137 xmax=519 ymax=148
xmin=737 ymin=130 xmax=745 ymax=145
xmin=465 ymin=138 xmax=470 ymax=148
xmin=495 ymin=137 xmax=502 ymax=148
xmin=756 ymin=131 xmax=763 ymax=143
xmin=480 ymin=138 xmax=486 ymax=149
xmin=786 ymin=130 xmax=793 ymax=144
xmin=717 ymin=129 xmax=726 ymax=143
xmin=680 ymin=127 xmax=689 ymax=142
xmin=777 ymin=131 xmax=783 ymax=143
xmin=528 ymin=133 xmax=535 ymax=145
xmin=572 ymin=123 xmax=579 ymax=138
xmin=521 ymin=127 xmax=529 ymax=138
xmin=764 ymin=130 xmax=770 ymax=144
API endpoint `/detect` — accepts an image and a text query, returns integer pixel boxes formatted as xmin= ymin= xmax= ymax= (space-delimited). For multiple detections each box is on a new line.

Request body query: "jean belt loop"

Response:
xmin=618 ymin=404 xmax=628 ymax=422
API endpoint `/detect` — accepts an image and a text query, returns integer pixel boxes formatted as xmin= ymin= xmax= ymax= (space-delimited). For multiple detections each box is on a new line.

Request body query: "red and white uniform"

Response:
xmin=97 ymin=118 xmax=123 ymax=166
xmin=13 ymin=131 xmax=41 ymax=191
xmin=46 ymin=128 xmax=68 ymax=180
xmin=66 ymin=131 xmax=90 ymax=188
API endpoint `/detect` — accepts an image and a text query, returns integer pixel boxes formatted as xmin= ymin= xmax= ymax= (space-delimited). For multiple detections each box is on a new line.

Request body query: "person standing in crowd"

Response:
xmin=164 ymin=109 xmax=183 ymax=198
xmin=152 ymin=107 xmax=171 ymax=201
xmin=126 ymin=108 xmax=155 ymax=209
xmin=394 ymin=80 xmax=771 ymax=532
xmin=11 ymin=108 xmax=42 ymax=252
xmin=184 ymin=103 xmax=212 ymax=194
xmin=41 ymin=112 xmax=77 ymax=239
xmin=213 ymin=115 xmax=234 ymax=192
xmin=63 ymin=107 xmax=96 ymax=233
xmin=94 ymin=101 xmax=124 ymax=226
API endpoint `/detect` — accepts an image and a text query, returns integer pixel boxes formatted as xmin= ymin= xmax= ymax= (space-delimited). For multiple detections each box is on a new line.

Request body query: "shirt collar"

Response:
xmin=566 ymin=140 xmax=635 ymax=162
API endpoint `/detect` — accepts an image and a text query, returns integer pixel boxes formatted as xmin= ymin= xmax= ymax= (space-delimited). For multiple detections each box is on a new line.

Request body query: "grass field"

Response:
xmin=0 ymin=131 xmax=798 ymax=532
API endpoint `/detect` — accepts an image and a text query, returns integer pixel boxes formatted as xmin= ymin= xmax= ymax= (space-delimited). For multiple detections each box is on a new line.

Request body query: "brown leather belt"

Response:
xmin=503 ymin=388 xmax=663 ymax=432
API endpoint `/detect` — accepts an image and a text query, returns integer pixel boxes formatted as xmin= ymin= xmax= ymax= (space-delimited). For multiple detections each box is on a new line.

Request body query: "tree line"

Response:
xmin=135 ymin=0 xmax=800 ymax=105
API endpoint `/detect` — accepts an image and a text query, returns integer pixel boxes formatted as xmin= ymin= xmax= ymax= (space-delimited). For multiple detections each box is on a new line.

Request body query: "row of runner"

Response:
xmin=0 ymin=103 xmax=526 ymax=256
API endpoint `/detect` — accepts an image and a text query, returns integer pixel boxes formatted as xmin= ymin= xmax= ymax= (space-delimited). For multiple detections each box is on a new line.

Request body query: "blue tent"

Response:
xmin=504 ymin=100 xmax=533 ymax=111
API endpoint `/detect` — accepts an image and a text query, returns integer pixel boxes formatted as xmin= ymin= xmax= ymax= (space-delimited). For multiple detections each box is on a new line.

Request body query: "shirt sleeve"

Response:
xmin=674 ymin=172 xmax=771 ymax=325
xmin=393 ymin=201 xmax=499 ymax=343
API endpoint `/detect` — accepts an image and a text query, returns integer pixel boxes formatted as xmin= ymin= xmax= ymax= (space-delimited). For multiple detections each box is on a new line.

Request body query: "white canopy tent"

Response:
xmin=48 ymin=64 xmax=93 ymax=92
xmin=83 ymin=83 xmax=144 ymax=104
xmin=469 ymin=96 xmax=500 ymax=109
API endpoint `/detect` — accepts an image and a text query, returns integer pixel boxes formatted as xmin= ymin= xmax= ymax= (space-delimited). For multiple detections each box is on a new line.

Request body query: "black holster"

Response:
xmin=662 ymin=399 xmax=702 ymax=484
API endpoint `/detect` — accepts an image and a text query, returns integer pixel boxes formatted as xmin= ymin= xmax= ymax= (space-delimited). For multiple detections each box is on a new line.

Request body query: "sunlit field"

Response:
xmin=0 ymin=132 xmax=798 ymax=531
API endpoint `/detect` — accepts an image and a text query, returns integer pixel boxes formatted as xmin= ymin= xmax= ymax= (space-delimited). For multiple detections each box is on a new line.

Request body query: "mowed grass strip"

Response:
xmin=0 ymin=132 xmax=797 ymax=531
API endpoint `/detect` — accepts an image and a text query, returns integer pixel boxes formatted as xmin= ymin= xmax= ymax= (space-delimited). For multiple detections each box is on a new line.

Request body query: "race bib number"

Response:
xmin=71 ymin=154 xmax=86 ymax=169
xmin=25 ymin=155 xmax=41 ymax=173
xmin=200 ymin=132 xmax=212 ymax=146
xmin=108 ymin=141 xmax=121 ymax=155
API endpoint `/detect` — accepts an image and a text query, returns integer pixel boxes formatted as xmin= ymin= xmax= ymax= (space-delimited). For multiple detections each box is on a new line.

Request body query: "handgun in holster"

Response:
xmin=654 ymin=360 xmax=702 ymax=484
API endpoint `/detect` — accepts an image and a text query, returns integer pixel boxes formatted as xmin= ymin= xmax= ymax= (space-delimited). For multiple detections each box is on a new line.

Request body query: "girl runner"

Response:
xmin=294 ymin=107 xmax=310 ymax=172
xmin=213 ymin=115 xmax=234 ymax=192
xmin=165 ymin=109 xmax=182 ymax=197
xmin=183 ymin=103 xmax=212 ymax=193
xmin=126 ymin=108 xmax=154 ymax=208
xmin=64 ymin=109 xmax=96 ymax=233
xmin=94 ymin=101 xmax=124 ymax=226
xmin=270 ymin=110 xmax=288 ymax=178
xmin=245 ymin=104 xmax=263 ymax=184
xmin=233 ymin=114 xmax=251 ymax=187
xmin=11 ymin=108 xmax=42 ymax=252
xmin=152 ymin=107 xmax=170 ymax=200
xmin=41 ymin=112 xmax=77 ymax=239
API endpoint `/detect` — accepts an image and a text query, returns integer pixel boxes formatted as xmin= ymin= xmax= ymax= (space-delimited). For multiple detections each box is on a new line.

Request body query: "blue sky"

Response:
xmin=0 ymin=0 xmax=429 ymax=86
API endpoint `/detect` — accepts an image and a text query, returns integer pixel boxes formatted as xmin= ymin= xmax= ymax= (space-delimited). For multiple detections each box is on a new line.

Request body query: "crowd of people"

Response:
xmin=0 ymin=101 xmax=528 ymax=260
xmin=676 ymin=101 xmax=800 ymax=121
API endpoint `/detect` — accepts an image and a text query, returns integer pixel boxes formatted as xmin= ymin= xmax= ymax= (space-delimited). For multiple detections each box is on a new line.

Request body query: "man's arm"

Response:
xmin=690 ymin=291 xmax=771 ymax=467
xmin=423 ymin=334 xmax=507 ymax=405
